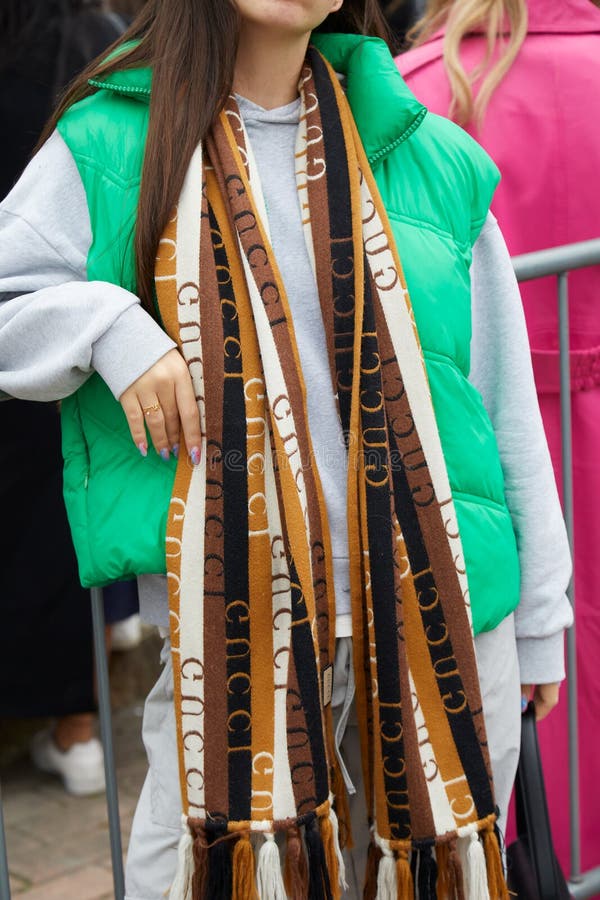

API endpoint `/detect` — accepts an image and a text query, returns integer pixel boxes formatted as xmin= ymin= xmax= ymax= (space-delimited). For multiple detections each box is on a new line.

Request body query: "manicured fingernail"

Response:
xmin=521 ymin=696 xmax=528 ymax=713
xmin=172 ymin=443 xmax=180 ymax=459
xmin=190 ymin=446 xmax=201 ymax=466
xmin=138 ymin=442 xmax=148 ymax=458
xmin=160 ymin=448 xmax=170 ymax=462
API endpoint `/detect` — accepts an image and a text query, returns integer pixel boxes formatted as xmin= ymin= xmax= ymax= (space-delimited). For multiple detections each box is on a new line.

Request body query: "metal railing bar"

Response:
xmin=0 ymin=785 xmax=11 ymax=900
xmin=512 ymin=239 xmax=600 ymax=282
xmin=556 ymin=272 xmax=581 ymax=881
xmin=91 ymin=587 xmax=125 ymax=900
xmin=569 ymin=865 xmax=600 ymax=899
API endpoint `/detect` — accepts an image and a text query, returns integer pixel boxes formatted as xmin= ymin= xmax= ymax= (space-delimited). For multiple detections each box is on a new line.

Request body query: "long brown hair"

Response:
xmin=41 ymin=0 xmax=390 ymax=313
xmin=409 ymin=0 xmax=527 ymax=126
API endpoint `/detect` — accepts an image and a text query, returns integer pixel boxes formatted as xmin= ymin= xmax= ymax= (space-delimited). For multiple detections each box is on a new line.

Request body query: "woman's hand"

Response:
xmin=521 ymin=683 xmax=561 ymax=721
xmin=119 ymin=349 xmax=202 ymax=464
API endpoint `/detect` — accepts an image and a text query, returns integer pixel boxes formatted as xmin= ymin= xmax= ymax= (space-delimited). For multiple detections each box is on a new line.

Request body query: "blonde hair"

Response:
xmin=409 ymin=0 xmax=528 ymax=127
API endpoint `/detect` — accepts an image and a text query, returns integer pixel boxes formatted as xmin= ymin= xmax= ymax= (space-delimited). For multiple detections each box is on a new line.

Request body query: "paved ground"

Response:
xmin=1 ymin=630 xmax=162 ymax=899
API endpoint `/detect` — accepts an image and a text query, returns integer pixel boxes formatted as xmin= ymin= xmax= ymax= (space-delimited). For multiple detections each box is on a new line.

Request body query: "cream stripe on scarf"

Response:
xmin=173 ymin=146 xmax=207 ymax=819
xmin=265 ymin=424 xmax=298 ymax=822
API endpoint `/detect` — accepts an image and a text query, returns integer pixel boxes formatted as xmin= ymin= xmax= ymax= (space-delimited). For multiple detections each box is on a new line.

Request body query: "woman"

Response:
xmin=398 ymin=0 xmax=600 ymax=877
xmin=0 ymin=1 xmax=571 ymax=897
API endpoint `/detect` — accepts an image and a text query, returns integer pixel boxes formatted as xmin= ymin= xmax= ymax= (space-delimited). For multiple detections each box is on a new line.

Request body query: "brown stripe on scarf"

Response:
xmin=196 ymin=175 xmax=230 ymax=820
xmin=390 ymin=513 xmax=437 ymax=841
xmin=396 ymin=522 xmax=472 ymax=831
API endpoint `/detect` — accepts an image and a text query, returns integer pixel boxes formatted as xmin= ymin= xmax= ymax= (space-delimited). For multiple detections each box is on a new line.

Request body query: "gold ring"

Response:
xmin=142 ymin=402 xmax=161 ymax=416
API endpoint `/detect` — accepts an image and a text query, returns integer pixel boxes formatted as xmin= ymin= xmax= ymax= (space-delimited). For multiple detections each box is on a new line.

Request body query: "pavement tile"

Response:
xmin=16 ymin=864 xmax=113 ymax=899
xmin=7 ymin=824 xmax=110 ymax=885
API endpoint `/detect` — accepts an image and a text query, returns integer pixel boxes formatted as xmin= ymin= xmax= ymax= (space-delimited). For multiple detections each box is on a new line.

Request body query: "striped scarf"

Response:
xmin=155 ymin=47 xmax=508 ymax=900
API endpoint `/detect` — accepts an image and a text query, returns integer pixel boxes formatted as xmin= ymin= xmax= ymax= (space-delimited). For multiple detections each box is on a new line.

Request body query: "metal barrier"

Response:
xmin=512 ymin=238 xmax=600 ymax=900
xmin=1 ymin=238 xmax=600 ymax=899
xmin=0 ymin=784 xmax=10 ymax=900
xmin=91 ymin=587 xmax=125 ymax=900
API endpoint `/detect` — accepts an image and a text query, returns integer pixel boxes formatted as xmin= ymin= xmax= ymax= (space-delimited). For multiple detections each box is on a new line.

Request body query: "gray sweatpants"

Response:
xmin=124 ymin=615 xmax=521 ymax=900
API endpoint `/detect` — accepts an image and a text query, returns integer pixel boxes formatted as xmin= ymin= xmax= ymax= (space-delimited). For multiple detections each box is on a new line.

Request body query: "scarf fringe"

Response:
xmin=326 ymin=801 xmax=348 ymax=892
xmin=448 ymin=837 xmax=466 ymax=900
xmin=191 ymin=823 xmax=209 ymax=900
xmin=464 ymin=832 xmax=489 ymax=900
xmin=483 ymin=824 xmax=509 ymax=900
xmin=170 ymin=810 xmax=345 ymax=900
xmin=283 ymin=825 xmax=309 ymax=900
xmin=364 ymin=838 xmax=382 ymax=900
xmin=396 ymin=849 xmax=414 ymax=899
xmin=363 ymin=823 xmax=507 ymax=900
xmin=415 ymin=844 xmax=437 ymax=900
xmin=232 ymin=832 xmax=258 ymax=900
xmin=169 ymin=816 xmax=194 ymax=900
xmin=168 ymin=817 xmax=507 ymax=900
xmin=256 ymin=833 xmax=286 ymax=900
xmin=305 ymin=814 xmax=333 ymax=900
xmin=206 ymin=824 xmax=233 ymax=899
xmin=331 ymin=760 xmax=353 ymax=850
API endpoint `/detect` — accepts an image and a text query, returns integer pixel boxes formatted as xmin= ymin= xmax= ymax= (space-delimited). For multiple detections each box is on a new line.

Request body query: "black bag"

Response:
xmin=506 ymin=702 xmax=572 ymax=899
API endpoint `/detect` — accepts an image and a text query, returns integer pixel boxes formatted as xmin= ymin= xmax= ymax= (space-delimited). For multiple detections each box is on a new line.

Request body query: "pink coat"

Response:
xmin=399 ymin=0 xmax=600 ymax=878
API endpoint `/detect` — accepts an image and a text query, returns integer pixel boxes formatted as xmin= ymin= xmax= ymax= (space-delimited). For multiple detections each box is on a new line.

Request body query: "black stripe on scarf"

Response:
xmin=288 ymin=556 xmax=330 ymax=814
xmin=360 ymin=272 xmax=412 ymax=843
xmin=209 ymin=202 xmax=252 ymax=821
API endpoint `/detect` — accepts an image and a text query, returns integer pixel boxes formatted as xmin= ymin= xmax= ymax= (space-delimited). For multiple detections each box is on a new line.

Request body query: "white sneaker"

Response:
xmin=111 ymin=613 xmax=143 ymax=651
xmin=30 ymin=729 xmax=106 ymax=796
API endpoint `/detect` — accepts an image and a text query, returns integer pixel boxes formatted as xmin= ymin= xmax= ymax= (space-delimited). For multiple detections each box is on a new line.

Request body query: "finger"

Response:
xmin=139 ymin=395 xmax=171 ymax=460
xmin=174 ymin=373 xmax=202 ymax=465
xmin=534 ymin=684 xmax=560 ymax=722
xmin=157 ymin=383 xmax=181 ymax=455
xmin=121 ymin=392 xmax=149 ymax=457
xmin=519 ymin=684 xmax=532 ymax=713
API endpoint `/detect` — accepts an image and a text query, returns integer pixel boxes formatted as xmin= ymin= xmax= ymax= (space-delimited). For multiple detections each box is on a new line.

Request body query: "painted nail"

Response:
xmin=190 ymin=446 xmax=201 ymax=466
xmin=138 ymin=442 xmax=148 ymax=458
xmin=521 ymin=696 xmax=528 ymax=713
xmin=160 ymin=447 xmax=170 ymax=462
xmin=172 ymin=443 xmax=180 ymax=459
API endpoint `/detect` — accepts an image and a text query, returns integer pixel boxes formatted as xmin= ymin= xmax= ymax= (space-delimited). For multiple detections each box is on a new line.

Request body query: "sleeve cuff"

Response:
xmin=516 ymin=629 xmax=568 ymax=685
xmin=92 ymin=304 xmax=176 ymax=399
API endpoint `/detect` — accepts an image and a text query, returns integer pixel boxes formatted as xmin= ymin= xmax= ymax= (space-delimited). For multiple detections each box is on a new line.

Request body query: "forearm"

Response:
xmin=470 ymin=213 xmax=573 ymax=684
xmin=0 ymin=282 xmax=175 ymax=401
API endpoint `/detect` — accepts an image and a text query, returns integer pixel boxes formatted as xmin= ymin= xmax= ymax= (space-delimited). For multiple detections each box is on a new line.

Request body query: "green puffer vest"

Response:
xmin=57 ymin=32 xmax=520 ymax=634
